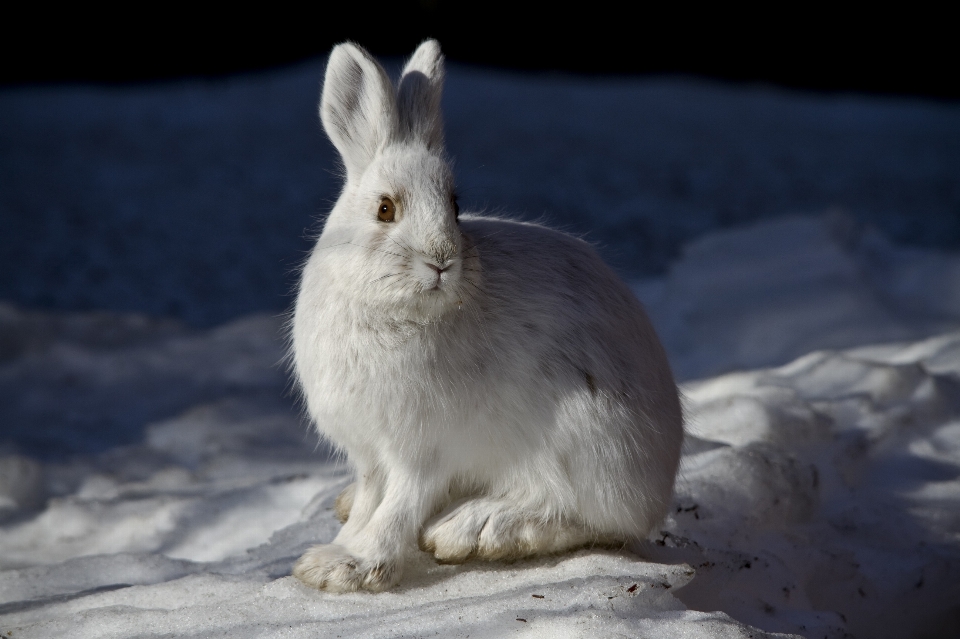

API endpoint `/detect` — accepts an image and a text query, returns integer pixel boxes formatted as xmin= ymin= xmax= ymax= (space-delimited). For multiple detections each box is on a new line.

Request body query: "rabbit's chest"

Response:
xmin=300 ymin=313 xmax=468 ymax=403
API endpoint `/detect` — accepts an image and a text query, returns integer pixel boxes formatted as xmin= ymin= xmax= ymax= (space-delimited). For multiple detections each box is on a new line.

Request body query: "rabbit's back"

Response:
xmin=463 ymin=215 xmax=677 ymax=406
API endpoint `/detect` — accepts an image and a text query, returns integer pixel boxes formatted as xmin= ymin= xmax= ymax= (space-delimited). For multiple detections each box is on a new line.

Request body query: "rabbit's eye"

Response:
xmin=378 ymin=197 xmax=396 ymax=223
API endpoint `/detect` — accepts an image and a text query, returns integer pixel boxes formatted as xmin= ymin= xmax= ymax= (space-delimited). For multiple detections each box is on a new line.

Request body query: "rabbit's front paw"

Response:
xmin=293 ymin=543 xmax=399 ymax=592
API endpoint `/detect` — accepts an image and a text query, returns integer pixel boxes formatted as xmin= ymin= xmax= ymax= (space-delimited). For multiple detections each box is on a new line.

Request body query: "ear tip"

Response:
xmin=324 ymin=42 xmax=387 ymax=93
xmin=417 ymin=39 xmax=443 ymax=57
xmin=328 ymin=41 xmax=368 ymax=66
xmin=403 ymin=39 xmax=445 ymax=80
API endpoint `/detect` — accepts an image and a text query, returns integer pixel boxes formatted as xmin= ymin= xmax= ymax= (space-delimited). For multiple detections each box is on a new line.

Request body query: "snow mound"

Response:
xmin=636 ymin=212 xmax=960 ymax=379
xmin=660 ymin=331 xmax=960 ymax=637
xmin=0 ymin=306 xmax=290 ymax=457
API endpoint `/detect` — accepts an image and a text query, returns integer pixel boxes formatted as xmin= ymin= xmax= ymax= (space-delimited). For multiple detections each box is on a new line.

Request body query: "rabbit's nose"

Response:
xmin=427 ymin=263 xmax=448 ymax=274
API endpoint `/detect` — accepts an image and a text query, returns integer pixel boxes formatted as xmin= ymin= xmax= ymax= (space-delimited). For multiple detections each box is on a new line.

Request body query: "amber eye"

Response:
xmin=378 ymin=197 xmax=396 ymax=222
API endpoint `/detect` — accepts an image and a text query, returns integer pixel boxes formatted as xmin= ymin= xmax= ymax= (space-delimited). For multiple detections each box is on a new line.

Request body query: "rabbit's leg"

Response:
xmin=334 ymin=482 xmax=356 ymax=523
xmin=419 ymin=498 xmax=601 ymax=563
xmin=335 ymin=464 xmax=383 ymax=531
xmin=294 ymin=468 xmax=440 ymax=592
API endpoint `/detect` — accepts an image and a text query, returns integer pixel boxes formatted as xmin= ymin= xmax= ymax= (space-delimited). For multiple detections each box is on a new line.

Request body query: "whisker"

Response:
xmin=380 ymin=230 xmax=417 ymax=256
xmin=369 ymin=273 xmax=402 ymax=284
xmin=349 ymin=242 xmax=406 ymax=259
xmin=314 ymin=241 xmax=353 ymax=251
xmin=316 ymin=241 xmax=405 ymax=259
xmin=460 ymin=278 xmax=484 ymax=294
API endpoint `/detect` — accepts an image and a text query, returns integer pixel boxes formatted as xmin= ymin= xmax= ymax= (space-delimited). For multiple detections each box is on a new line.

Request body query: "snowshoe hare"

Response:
xmin=291 ymin=40 xmax=683 ymax=592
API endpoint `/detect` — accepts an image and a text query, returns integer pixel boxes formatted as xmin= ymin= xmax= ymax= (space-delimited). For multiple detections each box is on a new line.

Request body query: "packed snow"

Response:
xmin=2 ymin=61 xmax=960 ymax=638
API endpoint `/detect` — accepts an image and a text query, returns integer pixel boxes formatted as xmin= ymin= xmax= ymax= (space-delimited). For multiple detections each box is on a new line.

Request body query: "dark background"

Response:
xmin=3 ymin=3 xmax=956 ymax=99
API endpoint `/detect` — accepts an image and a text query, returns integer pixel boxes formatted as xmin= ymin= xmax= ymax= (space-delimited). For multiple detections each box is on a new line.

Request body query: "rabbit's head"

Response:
xmin=317 ymin=40 xmax=475 ymax=321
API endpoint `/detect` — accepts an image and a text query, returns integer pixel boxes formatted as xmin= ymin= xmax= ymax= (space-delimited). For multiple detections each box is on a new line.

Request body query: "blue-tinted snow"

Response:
xmin=1 ymin=59 xmax=958 ymax=325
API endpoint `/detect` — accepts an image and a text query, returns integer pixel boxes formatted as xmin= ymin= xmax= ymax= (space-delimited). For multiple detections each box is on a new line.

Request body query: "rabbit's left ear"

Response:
xmin=321 ymin=42 xmax=397 ymax=179
xmin=397 ymin=40 xmax=445 ymax=149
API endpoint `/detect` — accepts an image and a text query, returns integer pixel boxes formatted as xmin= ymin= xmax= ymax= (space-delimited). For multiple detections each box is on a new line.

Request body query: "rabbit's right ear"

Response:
xmin=320 ymin=43 xmax=396 ymax=178
xmin=397 ymin=39 xmax=445 ymax=149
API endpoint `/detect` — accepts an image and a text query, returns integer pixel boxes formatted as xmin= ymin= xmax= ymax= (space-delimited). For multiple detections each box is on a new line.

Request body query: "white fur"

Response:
xmin=291 ymin=40 xmax=683 ymax=592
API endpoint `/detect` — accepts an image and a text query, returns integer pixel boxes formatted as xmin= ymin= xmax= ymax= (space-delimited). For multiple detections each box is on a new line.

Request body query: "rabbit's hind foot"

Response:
xmin=419 ymin=498 xmax=597 ymax=564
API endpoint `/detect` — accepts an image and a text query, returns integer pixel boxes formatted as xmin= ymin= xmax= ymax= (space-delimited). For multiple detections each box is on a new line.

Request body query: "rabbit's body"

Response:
xmin=292 ymin=41 xmax=683 ymax=592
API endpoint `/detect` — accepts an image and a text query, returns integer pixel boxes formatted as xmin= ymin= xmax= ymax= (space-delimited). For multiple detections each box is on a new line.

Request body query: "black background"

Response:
xmin=3 ymin=2 xmax=956 ymax=99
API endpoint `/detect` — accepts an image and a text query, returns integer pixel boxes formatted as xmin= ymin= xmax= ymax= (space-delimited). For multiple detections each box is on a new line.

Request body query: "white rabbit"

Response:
xmin=291 ymin=40 xmax=683 ymax=592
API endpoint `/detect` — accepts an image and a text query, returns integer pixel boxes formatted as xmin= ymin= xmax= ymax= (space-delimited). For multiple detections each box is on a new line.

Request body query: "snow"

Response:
xmin=2 ymin=59 xmax=959 ymax=325
xmin=3 ymin=214 xmax=960 ymax=637
xmin=3 ymin=63 xmax=960 ymax=638
xmin=637 ymin=212 xmax=960 ymax=379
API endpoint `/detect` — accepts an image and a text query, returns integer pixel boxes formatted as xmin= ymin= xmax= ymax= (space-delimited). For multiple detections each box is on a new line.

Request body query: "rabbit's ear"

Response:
xmin=397 ymin=39 xmax=445 ymax=149
xmin=321 ymin=42 xmax=397 ymax=178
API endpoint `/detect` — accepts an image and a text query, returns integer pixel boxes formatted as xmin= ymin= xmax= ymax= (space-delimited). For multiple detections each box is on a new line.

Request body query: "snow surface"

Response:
xmin=2 ymin=63 xmax=960 ymax=638
xmin=3 ymin=214 xmax=960 ymax=638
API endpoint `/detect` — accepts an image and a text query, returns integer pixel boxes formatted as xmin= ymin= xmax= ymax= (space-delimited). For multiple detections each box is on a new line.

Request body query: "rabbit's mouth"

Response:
xmin=424 ymin=275 xmax=450 ymax=294
xmin=402 ymin=258 xmax=473 ymax=319
xmin=416 ymin=257 xmax=458 ymax=293
xmin=426 ymin=265 xmax=446 ymax=291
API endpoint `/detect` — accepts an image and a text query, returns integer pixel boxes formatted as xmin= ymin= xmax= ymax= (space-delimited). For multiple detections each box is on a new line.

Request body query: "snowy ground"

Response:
xmin=2 ymin=62 xmax=960 ymax=638
xmin=3 ymin=214 xmax=960 ymax=638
